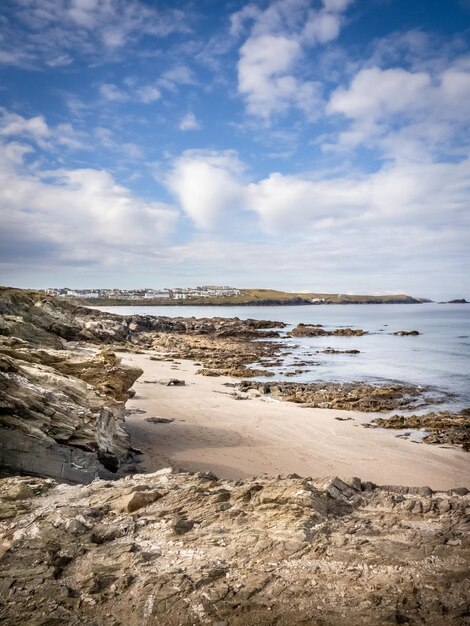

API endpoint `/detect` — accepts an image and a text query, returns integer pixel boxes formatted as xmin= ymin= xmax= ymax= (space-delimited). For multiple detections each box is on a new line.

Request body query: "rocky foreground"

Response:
xmin=0 ymin=470 xmax=469 ymax=626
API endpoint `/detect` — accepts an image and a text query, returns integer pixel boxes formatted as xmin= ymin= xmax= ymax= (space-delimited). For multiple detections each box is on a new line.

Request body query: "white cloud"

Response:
xmin=328 ymin=67 xmax=431 ymax=120
xmin=99 ymin=83 xmax=129 ymax=102
xmin=0 ymin=109 xmax=50 ymax=141
xmin=167 ymin=151 xmax=246 ymax=229
xmin=135 ymin=85 xmax=161 ymax=103
xmin=0 ymin=108 xmax=85 ymax=151
xmin=93 ymin=126 xmax=143 ymax=160
xmin=179 ymin=113 xmax=200 ymax=131
xmin=166 ymin=149 xmax=470 ymax=240
xmin=238 ymin=34 xmax=321 ymax=119
xmin=0 ymin=138 xmax=177 ymax=267
xmin=156 ymin=65 xmax=199 ymax=91
xmin=326 ymin=59 xmax=470 ymax=158
xmin=235 ymin=0 xmax=354 ymax=119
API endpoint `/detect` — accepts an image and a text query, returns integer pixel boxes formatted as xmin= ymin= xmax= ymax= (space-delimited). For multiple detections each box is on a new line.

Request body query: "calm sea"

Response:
xmin=95 ymin=303 xmax=470 ymax=410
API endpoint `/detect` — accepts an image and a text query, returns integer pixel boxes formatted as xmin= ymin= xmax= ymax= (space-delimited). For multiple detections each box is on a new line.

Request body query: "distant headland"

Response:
xmin=41 ymin=286 xmax=433 ymax=306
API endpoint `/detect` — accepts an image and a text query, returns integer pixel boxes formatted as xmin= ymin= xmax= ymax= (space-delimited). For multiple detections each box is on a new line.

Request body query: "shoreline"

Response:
xmin=120 ymin=351 xmax=469 ymax=490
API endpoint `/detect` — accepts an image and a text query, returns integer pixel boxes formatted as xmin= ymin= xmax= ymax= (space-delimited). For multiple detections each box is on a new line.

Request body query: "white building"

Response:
xmin=144 ymin=291 xmax=170 ymax=299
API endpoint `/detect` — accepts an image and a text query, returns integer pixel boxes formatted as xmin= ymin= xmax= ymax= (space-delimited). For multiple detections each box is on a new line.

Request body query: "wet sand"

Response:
xmin=120 ymin=352 xmax=470 ymax=490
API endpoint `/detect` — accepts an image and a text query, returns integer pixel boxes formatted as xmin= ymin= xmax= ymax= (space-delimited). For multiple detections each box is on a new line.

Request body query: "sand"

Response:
xmin=119 ymin=352 xmax=469 ymax=490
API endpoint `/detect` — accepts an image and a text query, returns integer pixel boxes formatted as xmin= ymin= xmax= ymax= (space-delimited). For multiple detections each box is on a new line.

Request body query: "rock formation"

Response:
xmin=0 ymin=344 xmax=142 ymax=483
xmin=374 ymin=410 xmax=470 ymax=451
xmin=238 ymin=380 xmax=433 ymax=412
xmin=290 ymin=323 xmax=368 ymax=337
xmin=0 ymin=470 xmax=468 ymax=626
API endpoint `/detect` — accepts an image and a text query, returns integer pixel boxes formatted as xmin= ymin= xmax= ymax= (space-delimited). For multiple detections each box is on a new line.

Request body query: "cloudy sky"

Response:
xmin=0 ymin=0 xmax=469 ymax=298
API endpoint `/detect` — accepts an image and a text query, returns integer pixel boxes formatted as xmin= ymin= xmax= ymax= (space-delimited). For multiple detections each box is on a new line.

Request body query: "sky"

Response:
xmin=0 ymin=0 xmax=469 ymax=299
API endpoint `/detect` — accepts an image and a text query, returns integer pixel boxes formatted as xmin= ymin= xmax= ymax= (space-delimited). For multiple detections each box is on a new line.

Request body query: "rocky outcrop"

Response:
xmin=0 ymin=345 xmax=142 ymax=483
xmin=374 ymin=409 xmax=470 ymax=450
xmin=393 ymin=330 xmax=420 ymax=336
xmin=290 ymin=323 xmax=367 ymax=337
xmin=0 ymin=470 xmax=468 ymax=626
xmin=238 ymin=380 xmax=435 ymax=412
xmin=0 ymin=287 xmax=284 ymax=348
xmin=153 ymin=332 xmax=281 ymax=378
xmin=322 ymin=348 xmax=361 ymax=354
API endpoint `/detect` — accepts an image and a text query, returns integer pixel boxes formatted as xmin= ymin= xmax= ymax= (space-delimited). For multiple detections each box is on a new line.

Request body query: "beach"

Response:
xmin=121 ymin=351 xmax=470 ymax=490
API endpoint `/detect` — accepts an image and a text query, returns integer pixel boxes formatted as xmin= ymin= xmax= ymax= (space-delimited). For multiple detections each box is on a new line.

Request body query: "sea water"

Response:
xmin=95 ymin=303 xmax=470 ymax=410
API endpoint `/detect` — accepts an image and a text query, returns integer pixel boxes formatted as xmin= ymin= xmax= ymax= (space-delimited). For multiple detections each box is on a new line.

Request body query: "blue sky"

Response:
xmin=0 ymin=0 xmax=469 ymax=299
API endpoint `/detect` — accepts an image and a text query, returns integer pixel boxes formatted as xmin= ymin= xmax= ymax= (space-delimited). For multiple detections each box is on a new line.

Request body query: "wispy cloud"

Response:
xmin=0 ymin=0 xmax=190 ymax=68
xmin=179 ymin=112 xmax=200 ymax=131
xmin=0 ymin=107 xmax=85 ymax=150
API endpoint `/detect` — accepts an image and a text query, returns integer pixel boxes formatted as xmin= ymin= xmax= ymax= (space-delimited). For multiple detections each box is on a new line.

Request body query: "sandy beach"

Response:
xmin=120 ymin=351 xmax=469 ymax=490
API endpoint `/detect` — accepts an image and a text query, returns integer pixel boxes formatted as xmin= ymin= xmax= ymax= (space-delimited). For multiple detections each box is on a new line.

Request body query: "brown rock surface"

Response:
xmin=290 ymin=323 xmax=367 ymax=337
xmin=154 ymin=332 xmax=281 ymax=378
xmin=0 ymin=347 xmax=142 ymax=483
xmin=238 ymin=380 xmax=434 ymax=412
xmin=374 ymin=409 xmax=470 ymax=450
xmin=0 ymin=471 xmax=468 ymax=626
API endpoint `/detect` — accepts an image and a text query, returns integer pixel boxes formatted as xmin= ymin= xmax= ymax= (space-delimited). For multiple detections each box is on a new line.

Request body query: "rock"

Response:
xmin=0 ymin=471 xmax=467 ymax=626
xmin=290 ymin=324 xmax=367 ymax=337
xmin=238 ymin=380 xmax=430 ymax=412
xmin=322 ymin=348 xmax=361 ymax=354
xmin=0 ymin=349 xmax=141 ymax=483
xmin=172 ymin=518 xmax=195 ymax=535
xmin=373 ymin=411 xmax=470 ymax=450
xmin=157 ymin=378 xmax=185 ymax=386
xmin=393 ymin=330 xmax=420 ymax=336
xmin=117 ymin=489 xmax=163 ymax=513
xmin=145 ymin=417 xmax=175 ymax=424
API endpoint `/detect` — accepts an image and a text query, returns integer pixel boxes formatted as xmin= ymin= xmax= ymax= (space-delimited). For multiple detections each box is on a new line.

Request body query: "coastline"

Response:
xmin=120 ymin=351 xmax=470 ymax=490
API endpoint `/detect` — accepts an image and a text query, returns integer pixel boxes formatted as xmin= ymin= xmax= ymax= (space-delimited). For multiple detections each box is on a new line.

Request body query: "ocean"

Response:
xmin=95 ymin=303 xmax=470 ymax=410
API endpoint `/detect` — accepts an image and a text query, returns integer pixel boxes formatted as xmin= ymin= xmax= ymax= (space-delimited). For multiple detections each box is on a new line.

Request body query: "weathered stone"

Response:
xmin=0 ymin=472 xmax=467 ymax=626
xmin=117 ymin=489 xmax=163 ymax=513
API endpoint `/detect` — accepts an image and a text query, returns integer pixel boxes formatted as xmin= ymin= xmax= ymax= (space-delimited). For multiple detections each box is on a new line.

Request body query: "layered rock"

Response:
xmin=238 ymin=380 xmax=432 ymax=412
xmin=374 ymin=409 xmax=470 ymax=451
xmin=0 ymin=345 xmax=142 ymax=483
xmin=0 ymin=470 xmax=468 ymax=626
xmin=152 ymin=332 xmax=280 ymax=378
xmin=290 ymin=323 xmax=367 ymax=337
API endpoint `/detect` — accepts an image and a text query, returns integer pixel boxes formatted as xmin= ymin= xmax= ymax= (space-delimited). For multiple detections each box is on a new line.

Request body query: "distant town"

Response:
xmin=43 ymin=286 xmax=242 ymax=300
xmin=39 ymin=287 xmax=437 ymax=306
